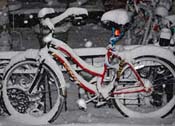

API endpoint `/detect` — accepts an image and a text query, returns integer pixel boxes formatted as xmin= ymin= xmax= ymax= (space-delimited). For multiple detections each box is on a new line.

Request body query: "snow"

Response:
xmin=63 ymin=7 xmax=88 ymax=17
xmin=39 ymin=7 xmax=88 ymax=31
xmin=84 ymin=41 xmax=93 ymax=48
xmin=38 ymin=8 xmax=55 ymax=18
xmin=3 ymin=49 xmax=39 ymax=74
xmin=0 ymin=107 xmax=174 ymax=126
xmin=77 ymin=0 xmax=88 ymax=6
xmin=115 ymin=45 xmax=175 ymax=66
xmin=54 ymin=123 xmax=174 ymax=126
xmin=164 ymin=15 xmax=175 ymax=26
xmin=155 ymin=6 xmax=168 ymax=17
xmin=77 ymin=99 xmax=87 ymax=110
xmin=51 ymin=7 xmax=88 ymax=25
xmin=101 ymin=9 xmax=131 ymax=25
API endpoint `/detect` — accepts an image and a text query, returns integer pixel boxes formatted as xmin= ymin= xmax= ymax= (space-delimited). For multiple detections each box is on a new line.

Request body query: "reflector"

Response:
xmin=115 ymin=29 xmax=120 ymax=36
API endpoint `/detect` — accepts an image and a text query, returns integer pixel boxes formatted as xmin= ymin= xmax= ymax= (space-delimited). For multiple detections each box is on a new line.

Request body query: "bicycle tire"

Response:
xmin=113 ymin=56 xmax=175 ymax=118
xmin=3 ymin=59 xmax=64 ymax=125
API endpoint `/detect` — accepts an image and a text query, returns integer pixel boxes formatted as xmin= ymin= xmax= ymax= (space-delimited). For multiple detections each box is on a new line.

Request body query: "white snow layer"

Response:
xmin=101 ymin=9 xmax=131 ymax=25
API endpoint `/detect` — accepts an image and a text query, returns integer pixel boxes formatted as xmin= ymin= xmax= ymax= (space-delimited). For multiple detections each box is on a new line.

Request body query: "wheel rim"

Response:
xmin=3 ymin=60 xmax=62 ymax=124
xmin=114 ymin=57 xmax=175 ymax=117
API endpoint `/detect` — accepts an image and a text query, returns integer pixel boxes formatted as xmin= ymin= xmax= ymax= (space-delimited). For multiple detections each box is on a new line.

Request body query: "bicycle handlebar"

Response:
xmin=39 ymin=7 xmax=88 ymax=31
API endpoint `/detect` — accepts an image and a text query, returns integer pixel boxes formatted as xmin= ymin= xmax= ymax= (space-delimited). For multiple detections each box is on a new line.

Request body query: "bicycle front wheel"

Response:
xmin=3 ymin=59 xmax=64 ymax=125
xmin=113 ymin=56 xmax=175 ymax=118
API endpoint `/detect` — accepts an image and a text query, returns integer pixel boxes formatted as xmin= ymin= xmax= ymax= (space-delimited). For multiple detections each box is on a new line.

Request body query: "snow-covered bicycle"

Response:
xmin=126 ymin=0 xmax=175 ymax=46
xmin=2 ymin=7 xmax=175 ymax=125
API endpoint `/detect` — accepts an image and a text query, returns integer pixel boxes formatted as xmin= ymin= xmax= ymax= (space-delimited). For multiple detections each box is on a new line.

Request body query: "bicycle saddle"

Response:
xmin=101 ymin=9 xmax=131 ymax=26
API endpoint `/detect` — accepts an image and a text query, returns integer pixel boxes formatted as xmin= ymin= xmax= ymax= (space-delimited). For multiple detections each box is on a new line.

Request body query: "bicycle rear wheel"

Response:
xmin=3 ymin=59 xmax=64 ymax=125
xmin=113 ymin=56 xmax=175 ymax=118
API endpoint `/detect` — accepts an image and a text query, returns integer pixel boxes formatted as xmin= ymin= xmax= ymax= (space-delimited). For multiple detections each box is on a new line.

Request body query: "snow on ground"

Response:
xmin=0 ymin=109 xmax=174 ymax=126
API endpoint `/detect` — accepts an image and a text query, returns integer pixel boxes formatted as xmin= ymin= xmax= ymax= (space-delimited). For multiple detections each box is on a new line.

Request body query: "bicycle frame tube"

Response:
xmin=51 ymin=38 xmax=105 ymax=76
xmin=108 ymin=50 xmax=147 ymax=95
xmin=39 ymin=47 xmax=67 ymax=94
xmin=47 ymin=38 xmax=149 ymax=96
xmin=49 ymin=47 xmax=99 ymax=94
xmin=111 ymin=62 xmax=147 ymax=95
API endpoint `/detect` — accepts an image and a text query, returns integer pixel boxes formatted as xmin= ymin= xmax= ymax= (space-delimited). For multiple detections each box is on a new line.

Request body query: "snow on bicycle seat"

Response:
xmin=101 ymin=9 xmax=131 ymax=26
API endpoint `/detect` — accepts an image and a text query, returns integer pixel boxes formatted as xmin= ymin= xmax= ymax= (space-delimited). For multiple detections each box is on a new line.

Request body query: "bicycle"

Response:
xmin=2 ymin=7 xmax=175 ymax=125
xmin=125 ymin=0 xmax=175 ymax=46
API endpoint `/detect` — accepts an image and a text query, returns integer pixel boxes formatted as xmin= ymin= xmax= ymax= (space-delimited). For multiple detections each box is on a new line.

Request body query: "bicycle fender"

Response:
xmin=39 ymin=49 xmax=67 ymax=95
xmin=3 ymin=49 xmax=66 ymax=96
xmin=3 ymin=49 xmax=39 ymax=74
xmin=118 ymin=45 xmax=175 ymax=65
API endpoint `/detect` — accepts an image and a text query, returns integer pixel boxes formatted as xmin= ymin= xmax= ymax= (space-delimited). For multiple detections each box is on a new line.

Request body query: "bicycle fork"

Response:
xmin=28 ymin=60 xmax=45 ymax=94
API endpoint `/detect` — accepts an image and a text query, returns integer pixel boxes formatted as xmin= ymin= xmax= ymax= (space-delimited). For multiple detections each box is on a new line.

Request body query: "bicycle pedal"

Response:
xmin=77 ymin=99 xmax=87 ymax=111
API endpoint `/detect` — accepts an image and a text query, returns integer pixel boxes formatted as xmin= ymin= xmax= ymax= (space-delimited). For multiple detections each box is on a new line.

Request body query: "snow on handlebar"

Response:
xmin=41 ymin=18 xmax=55 ymax=31
xmin=38 ymin=7 xmax=88 ymax=30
